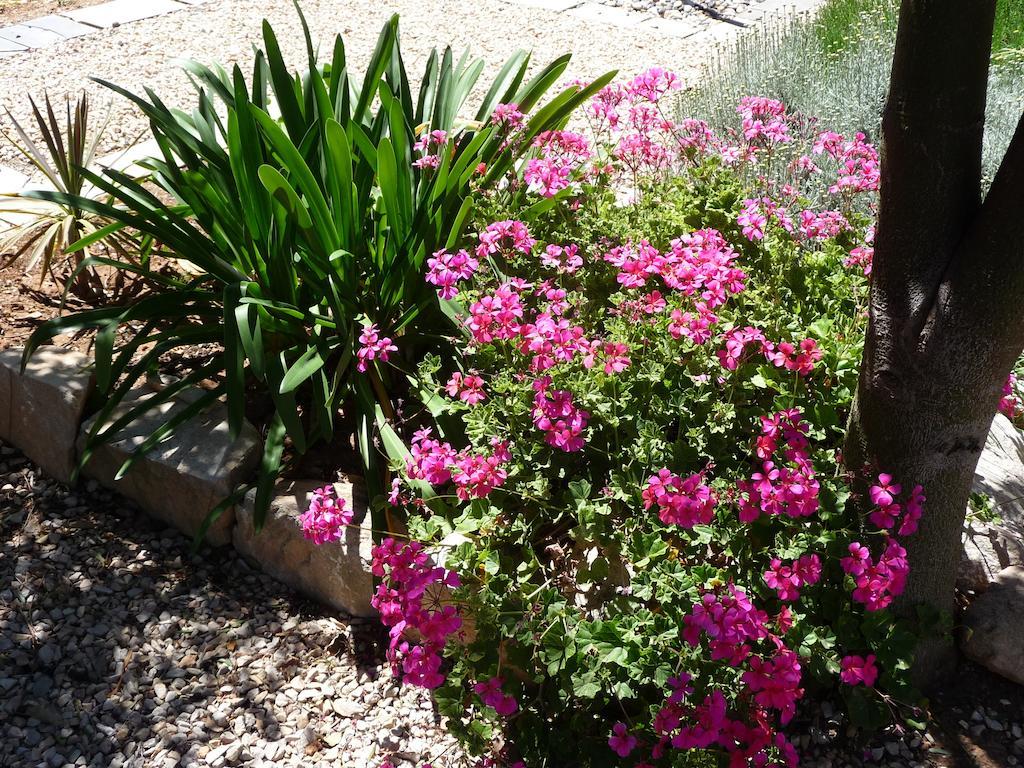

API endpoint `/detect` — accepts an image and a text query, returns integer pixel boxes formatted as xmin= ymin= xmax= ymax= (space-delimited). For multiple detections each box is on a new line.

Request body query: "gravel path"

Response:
xmin=0 ymin=438 xmax=469 ymax=768
xmin=0 ymin=0 xmax=822 ymax=175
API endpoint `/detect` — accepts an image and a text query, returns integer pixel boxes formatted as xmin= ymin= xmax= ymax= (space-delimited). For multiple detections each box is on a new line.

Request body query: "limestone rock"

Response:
xmin=0 ymin=347 xmax=94 ymax=484
xmin=962 ymin=566 xmax=1024 ymax=685
xmin=963 ymin=414 xmax=1024 ymax=589
xmin=960 ymin=520 xmax=1024 ymax=591
xmin=78 ymin=387 xmax=260 ymax=545
xmin=233 ymin=479 xmax=375 ymax=617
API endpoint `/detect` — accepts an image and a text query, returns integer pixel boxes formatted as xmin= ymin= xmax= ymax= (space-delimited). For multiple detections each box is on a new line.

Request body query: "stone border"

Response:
xmin=0 ymin=346 xmax=375 ymax=617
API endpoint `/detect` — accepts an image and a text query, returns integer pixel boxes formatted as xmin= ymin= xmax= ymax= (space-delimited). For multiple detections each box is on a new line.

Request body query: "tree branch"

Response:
xmin=872 ymin=0 xmax=996 ymax=341
xmin=925 ymin=108 xmax=1024 ymax=375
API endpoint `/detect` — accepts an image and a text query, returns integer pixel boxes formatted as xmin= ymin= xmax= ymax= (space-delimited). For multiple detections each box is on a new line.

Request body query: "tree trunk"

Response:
xmin=844 ymin=0 xmax=1024 ymax=687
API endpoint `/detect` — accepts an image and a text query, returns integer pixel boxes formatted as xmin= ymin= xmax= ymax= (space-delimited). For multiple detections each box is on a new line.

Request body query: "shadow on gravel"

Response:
xmin=0 ymin=437 xmax=362 ymax=768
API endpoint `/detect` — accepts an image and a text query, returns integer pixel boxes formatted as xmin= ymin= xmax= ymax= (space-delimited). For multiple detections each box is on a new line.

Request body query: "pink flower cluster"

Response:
xmin=582 ymin=340 xmax=631 ymax=374
xmin=1000 ymin=373 xmax=1022 ymax=419
xmin=868 ymin=473 xmax=925 ymax=536
xmin=765 ymin=338 xmax=823 ymax=376
xmin=517 ymin=312 xmax=589 ymax=372
xmin=524 ymin=130 xmax=591 ymax=198
xmin=406 ymin=429 xmax=510 ymax=501
xmin=813 ymin=130 xmax=880 ymax=194
xmin=840 ymin=653 xmax=879 ymax=687
xmin=371 ymin=538 xmax=462 ymax=689
xmin=413 ymin=129 xmax=447 ymax=169
xmin=491 ymin=102 xmax=524 ymax=129
xmin=742 ymin=647 xmax=803 ymax=724
xmin=642 ymin=469 xmax=717 ymax=528
xmin=601 ymin=229 xmax=746 ymax=308
xmin=476 ymin=219 xmax=536 ymax=260
xmin=531 ymin=377 xmax=589 ymax=451
xmin=473 ymin=676 xmax=519 ymax=716
xmin=608 ymin=722 xmax=637 ymax=757
xmin=467 ymin=281 xmax=526 ymax=344
xmin=647 ymin=683 xmax=799 ymax=767
xmin=682 ymin=585 xmax=770 ymax=664
xmin=299 ymin=484 xmax=352 ymax=544
xmin=840 ymin=538 xmax=909 ymax=612
xmin=763 ymin=553 xmax=822 ymax=601
xmin=738 ymin=409 xmax=820 ymax=521
xmin=717 ymin=326 xmax=822 ymax=377
xmin=541 ymin=243 xmax=582 ymax=273
xmin=845 ymin=225 xmax=875 ymax=276
xmin=357 ymin=323 xmax=398 ymax=372
xmin=738 ymin=96 xmax=792 ymax=146
xmin=445 ymin=371 xmax=487 ymax=405
xmin=427 ymin=248 xmax=479 ymax=300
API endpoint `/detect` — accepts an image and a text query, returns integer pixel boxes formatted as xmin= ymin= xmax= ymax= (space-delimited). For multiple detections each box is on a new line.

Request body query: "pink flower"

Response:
xmin=600 ymin=342 xmax=631 ymax=374
xmin=524 ymin=157 xmax=571 ymax=197
xmin=840 ymin=654 xmax=879 ymax=687
xmin=299 ymin=485 xmax=352 ymax=544
xmin=476 ymin=220 xmax=535 ymax=259
xmin=608 ymin=722 xmax=637 ymax=757
xmin=356 ymin=324 xmax=398 ymax=372
xmin=467 ymin=282 xmax=525 ymax=344
xmin=869 ymin=473 xmax=901 ymax=507
xmin=899 ymin=484 xmax=926 ymax=536
xmin=541 ymin=243 xmax=582 ymax=273
xmin=625 ymin=67 xmax=680 ymax=103
xmin=406 ymin=429 xmax=508 ymax=500
xmin=682 ymin=585 xmax=769 ymax=665
xmin=766 ymin=338 xmax=822 ymax=376
xmin=764 ymin=554 xmax=820 ymax=601
xmin=742 ymin=647 xmax=803 ymax=724
xmin=473 ymin=677 xmax=518 ymax=716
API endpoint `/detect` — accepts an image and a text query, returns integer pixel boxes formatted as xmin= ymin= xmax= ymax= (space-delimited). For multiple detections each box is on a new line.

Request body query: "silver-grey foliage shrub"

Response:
xmin=678 ymin=1 xmax=1024 ymax=191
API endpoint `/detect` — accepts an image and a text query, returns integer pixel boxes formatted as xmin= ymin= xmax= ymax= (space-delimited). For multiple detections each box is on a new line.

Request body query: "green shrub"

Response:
xmin=23 ymin=9 xmax=613 ymax=529
xmin=0 ymin=93 xmax=144 ymax=301
xmin=353 ymin=78 xmax=928 ymax=767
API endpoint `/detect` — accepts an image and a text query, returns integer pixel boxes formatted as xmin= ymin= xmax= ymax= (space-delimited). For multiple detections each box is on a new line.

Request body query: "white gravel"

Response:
xmin=0 ymin=0 xmax=823 ymax=175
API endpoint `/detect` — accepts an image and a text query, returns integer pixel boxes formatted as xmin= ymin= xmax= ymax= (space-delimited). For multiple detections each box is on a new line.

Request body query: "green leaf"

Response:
xmin=280 ymin=344 xmax=326 ymax=393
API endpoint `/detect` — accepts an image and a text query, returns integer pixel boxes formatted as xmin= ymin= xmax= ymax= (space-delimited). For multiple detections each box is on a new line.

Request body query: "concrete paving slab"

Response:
xmin=637 ymin=16 xmax=704 ymax=38
xmin=0 ymin=24 xmax=64 ymax=48
xmin=568 ymin=2 xmax=651 ymax=28
xmin=0 ymin=36 xmax=27 ymax=53
xmin=0 ymin=166 xmax=29 ymax=194
xmin=63 ymin=0 xmax=187 ymax=29
xmin=22 ymin=14 xmax=97 ymax=38
xmin=503 ymin=0 xmax=581 ymax=10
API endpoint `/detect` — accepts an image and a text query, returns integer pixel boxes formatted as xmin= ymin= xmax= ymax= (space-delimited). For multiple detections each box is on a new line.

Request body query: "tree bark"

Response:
xmin=845 ymin=0 xmax=1024 ymax=687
